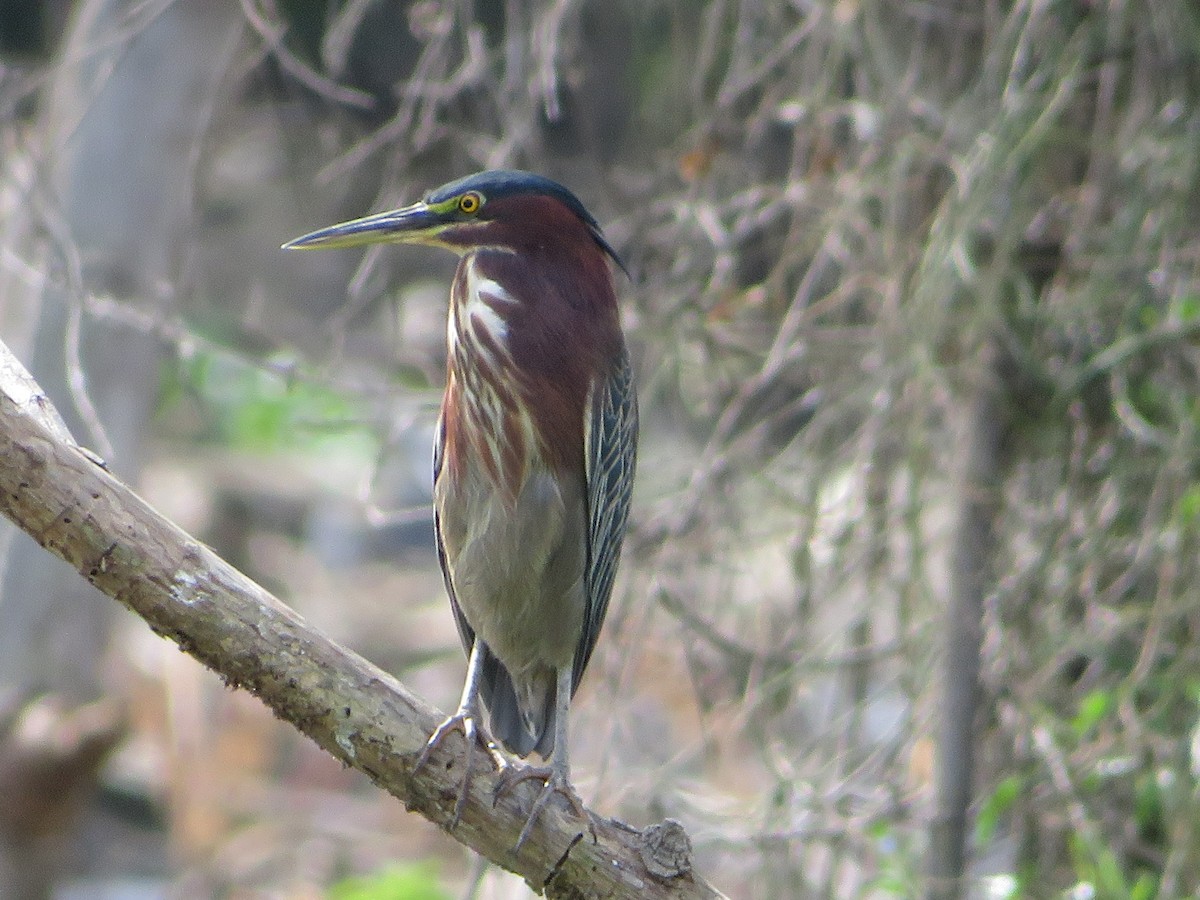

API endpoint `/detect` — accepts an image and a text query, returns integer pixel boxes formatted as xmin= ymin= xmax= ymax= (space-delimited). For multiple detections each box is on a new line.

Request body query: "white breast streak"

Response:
xmin=446 ymin=258 xmax=528 ymax=488
xmin=466 ymin=258 xmax=518 ymax=342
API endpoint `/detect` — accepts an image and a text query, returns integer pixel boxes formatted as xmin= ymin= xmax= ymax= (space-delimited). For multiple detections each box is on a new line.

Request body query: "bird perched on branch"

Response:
xmin=284 ymin=170 xmax=637 ymax=847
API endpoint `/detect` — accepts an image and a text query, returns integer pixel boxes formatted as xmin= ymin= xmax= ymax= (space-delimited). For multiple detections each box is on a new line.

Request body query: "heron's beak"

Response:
xmin=282 ymin=202 xmax=443 ymax=250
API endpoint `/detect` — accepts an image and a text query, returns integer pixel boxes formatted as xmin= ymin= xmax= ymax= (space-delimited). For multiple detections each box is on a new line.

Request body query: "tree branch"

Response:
xmin=0 ymin=340 xmax=725 ymax=900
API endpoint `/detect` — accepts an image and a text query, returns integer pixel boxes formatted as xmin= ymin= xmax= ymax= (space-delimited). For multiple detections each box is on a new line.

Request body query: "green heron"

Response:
xmin=284 ymin=170 xmax=637 ymax=845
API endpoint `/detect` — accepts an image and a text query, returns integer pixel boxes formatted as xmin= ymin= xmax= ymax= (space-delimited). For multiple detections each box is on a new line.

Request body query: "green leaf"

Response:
xmin=1129 ymin=872 xmax=1158 ymax=900
xmin=1134 ymin=771 xmax=1165 ymax=837
xmin=976 ymin=774 xmax=1023 ymax=844
xmin=328 ymin=862 xmax=452 ymax=900
xmin=867 ymin=875 xmax=909 ymax=896
xmin=1176 ymin=484 xmax=1200 ymax=524
xmin=866 ymin=818 xmax=892 ymax=840
xmin=1175 ymin=294 xmax=1200 ymax=323
xmin=1073 ymin=689 xmax=1113 ymax=738
xmin=1095 ymin=846 xmax=1128 ymax=895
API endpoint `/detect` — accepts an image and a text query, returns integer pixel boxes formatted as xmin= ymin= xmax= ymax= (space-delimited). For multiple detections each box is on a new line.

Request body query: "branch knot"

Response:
xmin=637 ymin=818 xmax=692 ymax=879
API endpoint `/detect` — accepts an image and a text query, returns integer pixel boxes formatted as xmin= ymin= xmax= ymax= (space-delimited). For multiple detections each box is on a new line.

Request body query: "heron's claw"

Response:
xmin=414 ymin=710 xmax=502 ymax=829
xmin=494 ymin=763 xmax=592 ymax=852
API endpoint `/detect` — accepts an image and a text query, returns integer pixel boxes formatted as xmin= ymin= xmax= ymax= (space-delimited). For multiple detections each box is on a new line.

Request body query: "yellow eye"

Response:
xmin=458 ymin=192 xmax=482 ymax=215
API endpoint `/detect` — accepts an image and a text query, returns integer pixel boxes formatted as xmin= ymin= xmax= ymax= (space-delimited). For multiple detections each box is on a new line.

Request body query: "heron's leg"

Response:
xmin=415 ymin=640 xmax=501 ymax=828
xmin=495 ymin=666 xmax=591 ymax=851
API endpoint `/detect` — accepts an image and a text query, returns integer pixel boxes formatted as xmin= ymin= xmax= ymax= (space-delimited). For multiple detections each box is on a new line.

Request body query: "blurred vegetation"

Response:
xmin=3 ymin=0 xmax=1200 ymax=898
xmin=160 ymin=349 xmax=376 ymax=455
xmin=329 ymin=862 xmax=453 ymax=900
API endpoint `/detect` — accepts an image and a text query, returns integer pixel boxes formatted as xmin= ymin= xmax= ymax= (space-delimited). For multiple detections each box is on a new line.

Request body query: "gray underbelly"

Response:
xmin=437 ymin=466 xmax=586 ymax=676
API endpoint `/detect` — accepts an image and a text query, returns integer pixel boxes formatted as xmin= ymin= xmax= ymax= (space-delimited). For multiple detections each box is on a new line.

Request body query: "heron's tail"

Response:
xmin=478 ymin=646 xmax=556 ymax=759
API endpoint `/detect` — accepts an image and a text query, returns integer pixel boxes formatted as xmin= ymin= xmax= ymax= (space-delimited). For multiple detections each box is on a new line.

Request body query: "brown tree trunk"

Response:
xmin=925 ymin=340 xmax=1006 ymax=900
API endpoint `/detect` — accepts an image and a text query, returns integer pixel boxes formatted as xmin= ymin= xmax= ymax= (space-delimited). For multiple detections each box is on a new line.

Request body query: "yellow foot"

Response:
xmin=414 ymin=710 xmax=501 ymax=829
xmin=494 ymin=763 xmax=592 ymax=852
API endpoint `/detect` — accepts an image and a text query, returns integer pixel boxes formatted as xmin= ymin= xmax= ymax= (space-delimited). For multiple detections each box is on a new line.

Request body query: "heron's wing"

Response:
xmin=433 ymin=412 xmax=475 ymax=654
xmin=575 ymin=345 xmax=638 ymax=690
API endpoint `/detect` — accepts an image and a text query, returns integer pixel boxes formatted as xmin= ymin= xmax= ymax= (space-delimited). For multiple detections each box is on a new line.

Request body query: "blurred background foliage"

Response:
xmin=1 ymin=0 xmax=1199 ymax=898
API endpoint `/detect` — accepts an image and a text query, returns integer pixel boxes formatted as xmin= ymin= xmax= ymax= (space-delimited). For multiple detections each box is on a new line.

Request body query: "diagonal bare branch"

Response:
xmin=0 ymin=338 xmax=725 ymax=900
